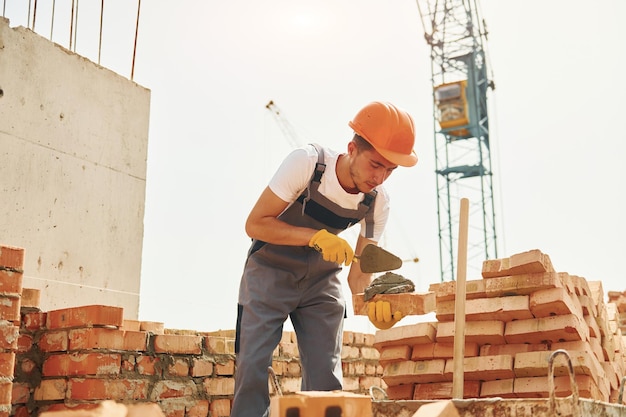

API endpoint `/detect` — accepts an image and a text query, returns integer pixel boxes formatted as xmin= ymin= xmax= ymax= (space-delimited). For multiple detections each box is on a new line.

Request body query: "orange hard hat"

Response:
xmin=348 ymin=101 xmax=418 ymax=167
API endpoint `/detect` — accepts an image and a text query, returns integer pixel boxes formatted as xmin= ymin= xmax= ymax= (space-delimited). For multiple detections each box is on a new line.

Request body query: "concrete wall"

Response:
xmin=0 ymin=17 xmax=150 ymax=318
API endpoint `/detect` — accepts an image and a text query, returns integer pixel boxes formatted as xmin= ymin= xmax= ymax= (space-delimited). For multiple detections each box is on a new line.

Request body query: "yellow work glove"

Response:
xmin=368 ymin=300 xmax=403 ymax=330
xmin=308 ymin=229 xmax=354 ymax=266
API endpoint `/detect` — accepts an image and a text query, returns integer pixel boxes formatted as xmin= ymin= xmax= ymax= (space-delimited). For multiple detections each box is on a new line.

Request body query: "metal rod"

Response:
xmin=50 ymin=0 xmax=56 ymax=40
xmin=452 ymin=197 xmax=469 ymax=399
xmin=69 ymin=0 xmax=74 ymax=50
xmin=548 ymin=349 xmax=581 ymax=417
xmin=98 ymin=0 xmax=104 ymax=64
xmin=32 ymin=0 xmax=37 ymax=31
xmin=131 ymin=0 xmax=141 ymax=80
xmin=73 ymin=0 xmax=79 ymax=52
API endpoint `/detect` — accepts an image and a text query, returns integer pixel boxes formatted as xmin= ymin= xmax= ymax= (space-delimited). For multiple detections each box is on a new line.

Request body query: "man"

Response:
xmin=232 ymin=101 xmax=418 ymax=417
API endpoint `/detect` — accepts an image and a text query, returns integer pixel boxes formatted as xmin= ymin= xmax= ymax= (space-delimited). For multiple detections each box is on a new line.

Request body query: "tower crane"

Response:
xmin=265 ymin=100 xmax=305 ymax=149
xmin=415 ymin=0 xmax=498 ymax=281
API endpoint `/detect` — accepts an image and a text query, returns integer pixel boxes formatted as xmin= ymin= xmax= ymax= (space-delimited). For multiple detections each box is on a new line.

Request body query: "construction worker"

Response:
xmin=232 ymin=101 xmax=418 ymax=417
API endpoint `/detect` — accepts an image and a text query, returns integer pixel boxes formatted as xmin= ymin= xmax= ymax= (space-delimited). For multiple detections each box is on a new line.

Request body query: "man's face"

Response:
xmin=350 ymin=147 xmax=397 ymax=193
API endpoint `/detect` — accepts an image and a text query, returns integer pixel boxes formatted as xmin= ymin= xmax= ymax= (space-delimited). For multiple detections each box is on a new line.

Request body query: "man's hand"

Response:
xmin=368 ymin=300 xmax=403 ymax=330
xmin=309 ymin=229 xmax=354 ymax=266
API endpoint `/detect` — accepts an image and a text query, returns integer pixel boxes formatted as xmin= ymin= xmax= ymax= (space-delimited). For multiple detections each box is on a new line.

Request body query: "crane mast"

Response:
xmin=416 ymin=0 xmax=498 ymax=281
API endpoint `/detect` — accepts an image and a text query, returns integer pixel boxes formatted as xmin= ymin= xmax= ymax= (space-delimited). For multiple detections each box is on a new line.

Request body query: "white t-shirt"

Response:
xmin=268 ymin=144 xmax=390 ymax=242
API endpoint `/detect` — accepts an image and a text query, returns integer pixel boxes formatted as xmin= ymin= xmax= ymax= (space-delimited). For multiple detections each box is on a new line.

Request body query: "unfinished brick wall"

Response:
xmin=2 ymin=241 xmax=383 ymax=417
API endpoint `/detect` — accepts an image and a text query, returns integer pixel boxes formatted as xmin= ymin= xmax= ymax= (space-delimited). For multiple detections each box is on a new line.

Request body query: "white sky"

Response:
xmin=5 ymin=0 xmax=626 ymax=333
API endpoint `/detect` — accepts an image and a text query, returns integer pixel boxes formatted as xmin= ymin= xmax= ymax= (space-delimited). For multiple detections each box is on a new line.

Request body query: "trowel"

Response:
xmin=354 ymin=244 xmax=403 ymax=273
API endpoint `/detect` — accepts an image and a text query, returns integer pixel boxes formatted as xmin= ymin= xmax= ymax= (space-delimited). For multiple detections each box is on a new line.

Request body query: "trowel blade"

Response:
xmin=356 ymin=244 xmax=403 ymax=273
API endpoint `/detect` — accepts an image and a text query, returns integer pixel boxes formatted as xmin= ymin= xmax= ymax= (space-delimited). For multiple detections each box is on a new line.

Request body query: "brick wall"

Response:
xmin=2 ymin=242 xmax=383 ymax=417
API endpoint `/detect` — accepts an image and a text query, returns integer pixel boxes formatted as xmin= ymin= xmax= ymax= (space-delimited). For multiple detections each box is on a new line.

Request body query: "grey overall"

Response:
xmin=231 ymin=144 xmax=376 ymax=417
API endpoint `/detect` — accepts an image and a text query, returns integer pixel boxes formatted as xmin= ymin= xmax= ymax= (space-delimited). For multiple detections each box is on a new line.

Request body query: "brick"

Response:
xmin=38 ymin=330 xmax=69 ymax=352
xmin=0 ymin=381 xmax=11 ymax=405
xmin=379 ymin=345 xmax=412 ymax=364
xmin=168 ymin=358 xmax=190 ymax=377
xmin=126 ymin=402 xmax=166 ymax=417
xmin=444 ymin=354 xmax=514 ymax=381
xmin=529 ymin=287 xmax=583 ymax=318
xmin=482 ymin=249 xmax=554 ymax=278
xmin=436 ymin=295 xmax=532 ymax=322
xmin=11 ymin=382 xmax=29 ymax=404
xmin=504 ymin=314 xmax=589 ymax=344
xmin=413 ymin=381 xmax=481 ymax=400
xmin=69 ymin=327 xmax=125 ymax=350
xmin=191 ymin=358 xmax=214 ymax=377
xmin=154 ymin=334 xmax=202 ymax=355
xmin=386 ymin=383 xmax=414 ymax=400
xmin=150 ymin=380 xmax=198 ymax=400
xmin=436 ymin=320 xmax=505 ymax=345
xmin=514 ymin=375 xmax=602 ymax=400
xmin=479 ymin=343 xmax=548 ymax=356
xmin=432 ymin=342 xmax=479 ymax=359
xmin=42 ymin=353 xmax=121 ymax=376
xmin=484 ymin=272 xmax=566 ymax=297
xmin=34 ymin=379 xmax=67 ymax=401
xmin=203 ymin=377 xmax=235 ymax=396
xmin=480 ymin=378 xmax=515 ymax=398
xmin=353 ymin=292 xmax=436 ymax=317
xmin=46 ymin=305 xmax=124 ymax=329
xmin=21 ymin=311 xmax=47 ymax=331
xmin=578 ymin=294 xmax=597 ymax=317
xmin=429 ymin=279 xmax=486 ymax=302
xmin=210 ymin=398 xmax=231 ymax=417
xmin=122 ymin=319 xmax=141 ymax=331
xmin=215 ymin=359 xmax=235 ymax=376
xmin=0 ymin=245 xmax=25 ymax=271
xmin=182 ymin=401 xmax=208 ymax=417
xmin=139 ymin=321 xmax=164 ymax=334
xmin=0 ymin=269 xmax=22 ymax=293
xmin=513 ymin=350 xmax=603 ymax=382
xmin=0 ymin=352 xmax=15 ymax=377
xmin=124 ymin=330 xmax=149 ymax=351
xmin=0 ymin=322 xmax=19 ymax=350
xmin=205 ymin=336 xmax=231 ymax=354
xmin=20 ymin=288 xmax=40 ymax=309
xmin=16 ymin=332 xmax=33 ymax=353
xmin=373 ymin=322 xmax=437 ymax=349
xmin=68 ymin=378 xmax=149 ymax=400
xmin=136 ymin=355 xmax=160 ymax=376
xmin=0 ymin=294 xmax=21 ymax=322
xmin=383 ymin=359 xmax=446 ymax=385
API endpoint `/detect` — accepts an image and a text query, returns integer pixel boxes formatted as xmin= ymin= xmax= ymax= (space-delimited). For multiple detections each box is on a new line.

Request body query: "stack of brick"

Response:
xmin=374 ymin=249 xmax=626 ymax=403
xmin=0 ymin=246 xmax=24 ymax=417
xmin=607 ymin=290 xmax=626 ymax=334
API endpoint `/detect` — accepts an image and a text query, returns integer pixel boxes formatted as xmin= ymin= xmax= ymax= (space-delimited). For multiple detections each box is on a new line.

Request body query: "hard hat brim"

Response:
xmin=375 ymin=147 xmax=418 ymax=167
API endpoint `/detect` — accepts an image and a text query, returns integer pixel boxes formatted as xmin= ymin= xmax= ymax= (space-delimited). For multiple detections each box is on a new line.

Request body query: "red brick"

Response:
xmin=352 ymin=292 xmax=436 ymax=317
xmin=11 ymin=382 xmax=30 ymax=404
xmin=386 ymin=383 xmax=414 ymax=400
xmin=150 ymin=380 xmax=198 ymax=400
xmin=38 ymin=330 xmax=69 ymax=352
xmin=69 ymin=327 xmax=125 ymax=350
xmin=480 ymin=378 xmax=515 ymax=398
xmin=20 ymin=288 xmax=40 ymax=309
xmin=216 ymin=359 xmax=235 ymax=376
xmin=154 ymin=334 xmax=202 ymax=354
xmin=373 ymin=322 xmax=437 ymax=349
xmin=191 ymin=358 xmax=213 ymax=377
xmin=136 ymin=355 xmax=160 ymax=376
xmin=413 ymin=380 xmax=481 ymax=400
xmin=0 ymin=269 xmax=22 ymax=293
xmin=12 ymin=406 xmax=29 ymax=417
xmin=0 ymin=322 xmax=19 ymax=350
xmin=167 ymin=358 xmax=190 ymax=377
xmin=482 ymin=249 xmax=554 ymax=278
xmin=379 ymin=345 xmax=412 ymax=364
xmin=504 ymin=314 xmax=589 ymax=344
xmin=46 ymin=305 xmax=124 ymax=329
xmin=68 ymin=378 xmax=148 ymax=400
xmin=383 ymin=359 xmax=446 ymax=385
xmin=203 ymin=377 xmax=235 ymax=396
xmin=436 ymin=320 xmax=505 ymax=345
xmin=0 ymin=245 xmax=25 ymax=271
xmin=186 ymin=400 xmax=209 ymax=417
xmin=42 ymin=353 xmax=121 ymax=376
xmin=429 ymin=279 xmax=487 ymax=302
xmin=21 ymin=311 xmax=47 ymax=331
xmin=140 ymin=321 xmax=164 ymax=334
xmin=124 ymin=330 xmax=149 ymax=351
xmin=0 ymin=294 xmax=21 ymax=321
xmin=34 ymin=379 xmax=67 ymax=401
xmin=16 ymin=333 xmax=33 ymax=353
xmin=0 ymin=353 xmax=15 ymax=377
xmin=444 ymin=354 xmax=514 ymax=381
xmin=205 ymin=336 xmax=230 ymax=354
xmin=210 ymin=398 xmax=231 ymax=417
xmin=0 ymin=380 xmax=11 ymax=405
